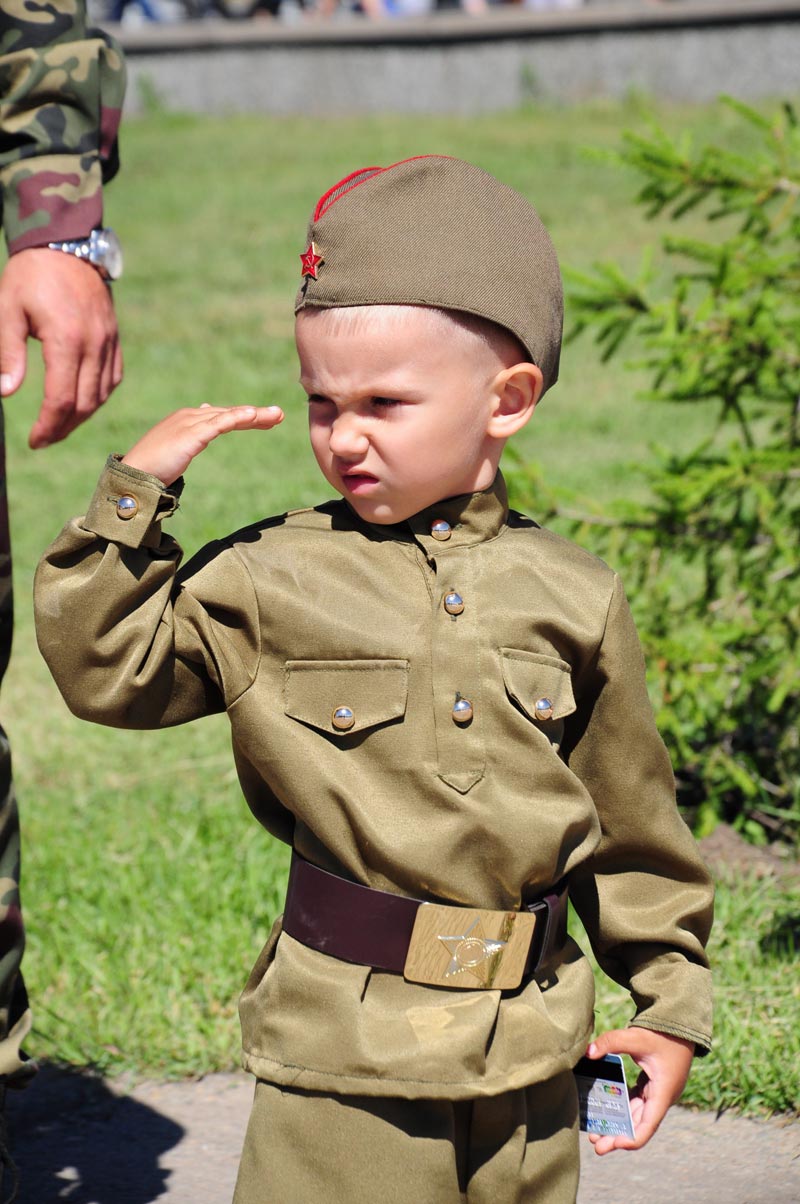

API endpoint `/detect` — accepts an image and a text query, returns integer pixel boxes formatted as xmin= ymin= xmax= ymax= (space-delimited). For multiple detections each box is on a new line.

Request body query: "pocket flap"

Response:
xmin=500 ymin=648 xmax=576 ymax=723
xmin=284 ymin=659 xmax=409 ymax=736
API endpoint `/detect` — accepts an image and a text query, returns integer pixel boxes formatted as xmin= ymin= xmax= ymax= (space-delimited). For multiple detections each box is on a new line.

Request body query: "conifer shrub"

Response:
xmin=509 ymin=99 xmax=800 ymax=845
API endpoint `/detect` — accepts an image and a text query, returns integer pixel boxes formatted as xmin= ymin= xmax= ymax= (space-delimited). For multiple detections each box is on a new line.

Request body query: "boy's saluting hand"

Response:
xmin=122 ymin=403 xmax=284 ymax=487
xmin=585 ymin=1027 xmax=695 ymax=1155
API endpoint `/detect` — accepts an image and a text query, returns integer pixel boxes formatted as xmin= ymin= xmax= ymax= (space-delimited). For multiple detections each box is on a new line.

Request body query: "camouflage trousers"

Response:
xmin=0 ymin=403 xmax=32 ymax=1083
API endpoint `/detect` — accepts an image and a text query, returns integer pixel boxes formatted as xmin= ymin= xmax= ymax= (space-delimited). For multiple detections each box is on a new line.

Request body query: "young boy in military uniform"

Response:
xmin=34 ymin=156 xmax=713 ymax=1203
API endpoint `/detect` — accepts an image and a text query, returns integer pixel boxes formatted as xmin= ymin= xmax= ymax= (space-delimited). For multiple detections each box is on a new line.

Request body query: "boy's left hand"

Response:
xmin=584 ymin=1027 xmax=694 ymax=1156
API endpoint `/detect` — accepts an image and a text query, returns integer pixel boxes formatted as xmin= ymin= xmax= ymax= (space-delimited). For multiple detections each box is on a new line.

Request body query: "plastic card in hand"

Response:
xmin=573 ymin=1053 xmax=635 ymax=1139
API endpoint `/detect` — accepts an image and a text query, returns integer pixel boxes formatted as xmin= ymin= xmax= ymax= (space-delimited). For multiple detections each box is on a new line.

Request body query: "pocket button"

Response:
xmin=331 ymin=706 xmax=355 ymax=731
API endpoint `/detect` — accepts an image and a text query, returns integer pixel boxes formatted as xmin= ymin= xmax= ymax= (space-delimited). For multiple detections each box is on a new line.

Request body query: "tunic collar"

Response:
xmin=405 ymin=471 xmax=509 ymax=550
xmin=342 ymin=472 xmax=510 ymax=550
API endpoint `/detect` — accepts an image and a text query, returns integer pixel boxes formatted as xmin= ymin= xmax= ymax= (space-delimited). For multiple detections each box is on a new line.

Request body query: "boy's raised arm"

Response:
xmin=34 ymin=406 xmax=282 ymax=730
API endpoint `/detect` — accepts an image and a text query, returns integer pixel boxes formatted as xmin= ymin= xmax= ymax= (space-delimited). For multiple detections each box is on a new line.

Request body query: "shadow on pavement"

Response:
xmin=8 ymin=1064 xmax=184 ymax=1204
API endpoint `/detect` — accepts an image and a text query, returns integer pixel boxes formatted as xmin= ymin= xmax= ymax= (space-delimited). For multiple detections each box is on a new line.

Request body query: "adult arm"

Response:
xmin=0 ymin=1 xmax=126 ymax=445
xmin=0 ymin=0 xmax=125 ymax=252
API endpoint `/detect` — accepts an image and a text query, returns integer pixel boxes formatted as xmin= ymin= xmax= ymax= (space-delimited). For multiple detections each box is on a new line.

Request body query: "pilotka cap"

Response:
xmin=295 ymin=156 xmax=564 ymax=397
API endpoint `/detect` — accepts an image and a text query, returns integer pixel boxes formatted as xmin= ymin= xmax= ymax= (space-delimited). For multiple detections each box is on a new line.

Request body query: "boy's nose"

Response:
xmin=328 ymin=413 xmax=369 ymax=458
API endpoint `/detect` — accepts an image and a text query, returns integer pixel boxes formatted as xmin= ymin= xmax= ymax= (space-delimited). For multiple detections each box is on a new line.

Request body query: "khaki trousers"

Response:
xmin=233 ymin=1070 xmax=580 ymax=1204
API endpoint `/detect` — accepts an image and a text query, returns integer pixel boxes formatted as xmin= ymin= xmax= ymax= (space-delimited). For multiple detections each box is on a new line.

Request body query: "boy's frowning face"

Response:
xmin=296 ymin=306 xmax=509 ymax=526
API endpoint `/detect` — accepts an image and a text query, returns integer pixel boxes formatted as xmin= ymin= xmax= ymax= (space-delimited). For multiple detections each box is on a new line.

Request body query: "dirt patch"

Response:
xmin=699 ymin=823 xmax=800 ymax=884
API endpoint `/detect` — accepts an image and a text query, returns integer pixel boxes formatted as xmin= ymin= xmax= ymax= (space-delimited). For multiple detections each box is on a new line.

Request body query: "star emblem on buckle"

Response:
xmin=438 ymin=918 xmax=508 ymax=986
xmin=300 ymin=241 xmax=324 ymax=279
xmin=404 ymin=903 xmax=535 ymax=989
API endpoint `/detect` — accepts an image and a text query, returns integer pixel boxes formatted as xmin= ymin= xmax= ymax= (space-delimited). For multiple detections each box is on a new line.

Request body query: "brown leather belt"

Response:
xmin=282 ymin=852 xmax=568 ymax=991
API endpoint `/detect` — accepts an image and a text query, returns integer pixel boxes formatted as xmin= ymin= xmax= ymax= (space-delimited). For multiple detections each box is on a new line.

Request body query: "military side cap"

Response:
xmin=295 ymin=156 xmax=563 ymax=396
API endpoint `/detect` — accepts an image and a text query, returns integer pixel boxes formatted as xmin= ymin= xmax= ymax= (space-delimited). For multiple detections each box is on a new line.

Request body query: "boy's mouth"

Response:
xmin=340 ymin=469 xmax=379 ymax=493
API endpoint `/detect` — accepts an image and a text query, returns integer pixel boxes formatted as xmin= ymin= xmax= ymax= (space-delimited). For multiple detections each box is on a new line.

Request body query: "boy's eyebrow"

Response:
xmin=298 ymin=373 xmax=321 ymax=393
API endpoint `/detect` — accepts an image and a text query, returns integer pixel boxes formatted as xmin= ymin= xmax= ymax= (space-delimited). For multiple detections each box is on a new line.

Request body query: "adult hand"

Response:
xmin=122 ymin=404 xmax=285 ymax=487
xmin=584 ymin=1027 xmax=694 ymax=1155
xmin=0 ymin=247 xmax=123 ymax=449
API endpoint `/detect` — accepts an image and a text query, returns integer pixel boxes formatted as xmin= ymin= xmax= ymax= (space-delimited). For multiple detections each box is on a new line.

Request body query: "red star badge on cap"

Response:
xmin=300 ymin=241 xmax=324 ymax=279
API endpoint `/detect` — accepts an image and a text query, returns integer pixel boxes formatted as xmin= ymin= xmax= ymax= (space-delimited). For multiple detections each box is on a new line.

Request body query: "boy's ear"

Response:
xmin=486 ymin=363 xmax=544 ymax=439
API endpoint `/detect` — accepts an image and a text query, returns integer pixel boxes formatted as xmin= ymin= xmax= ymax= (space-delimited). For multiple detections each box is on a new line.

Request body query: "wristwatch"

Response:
xmin=47 ymin=227 xmax=123 ymax=281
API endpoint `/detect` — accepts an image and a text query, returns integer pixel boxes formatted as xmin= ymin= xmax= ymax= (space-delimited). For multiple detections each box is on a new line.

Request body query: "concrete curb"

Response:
xmin=113 ymin=1 xmax=800 ymax=112
xmin=114 ymin=1 xmax=800 ymax=51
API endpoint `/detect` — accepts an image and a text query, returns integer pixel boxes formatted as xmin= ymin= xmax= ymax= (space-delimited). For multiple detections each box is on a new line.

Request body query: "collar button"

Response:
xmin=431 ymin=520 xmax=452 ymax=541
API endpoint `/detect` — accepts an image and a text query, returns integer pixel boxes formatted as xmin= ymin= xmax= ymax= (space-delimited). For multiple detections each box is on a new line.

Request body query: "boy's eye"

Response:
xmin=371 ymin=396 xmax=401 ymax=408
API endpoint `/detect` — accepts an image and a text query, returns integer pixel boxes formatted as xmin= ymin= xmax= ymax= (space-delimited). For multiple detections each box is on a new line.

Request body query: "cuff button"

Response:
xmin=116 ymin=495 xmax=139 ymax=520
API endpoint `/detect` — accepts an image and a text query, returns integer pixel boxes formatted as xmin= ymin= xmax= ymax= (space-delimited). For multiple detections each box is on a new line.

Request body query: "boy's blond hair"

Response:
xmin=295 ymin=304 xmax=529 ymax=372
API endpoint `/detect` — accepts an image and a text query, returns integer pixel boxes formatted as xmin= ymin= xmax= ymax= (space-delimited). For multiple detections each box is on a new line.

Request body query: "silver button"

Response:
xmin=331 ymin=706 xmax=355 ymax=732
xmin=443 ymin=591 xmax=464 ymax=616
xmin=431 ymin=520 xmax=452 ymax=542
xmin=534 ymin=697 xmax=554 ymax=721
xmin=116 ymin=495 xmax=138 ymax=520
xmin=452 ymin=696 xmax=473 ymax=724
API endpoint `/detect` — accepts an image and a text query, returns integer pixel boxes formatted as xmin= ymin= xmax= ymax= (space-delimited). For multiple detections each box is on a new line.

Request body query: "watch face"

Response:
xmin=93 ymin=228 xmax=123 ymax=280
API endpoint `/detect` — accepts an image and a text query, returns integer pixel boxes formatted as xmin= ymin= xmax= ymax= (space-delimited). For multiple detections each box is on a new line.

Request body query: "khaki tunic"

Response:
xmin=34 ymin=458 xmax=713 ymax=1101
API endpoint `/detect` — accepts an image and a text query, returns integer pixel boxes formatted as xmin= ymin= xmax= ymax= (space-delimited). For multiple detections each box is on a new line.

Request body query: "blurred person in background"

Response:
xmin=107 ymin=0 xmax=160 ymax=23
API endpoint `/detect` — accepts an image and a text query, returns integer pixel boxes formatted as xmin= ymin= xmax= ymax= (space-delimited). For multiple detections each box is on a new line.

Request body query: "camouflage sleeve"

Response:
xmin=0 ymin=1 xmax=126 ymax=255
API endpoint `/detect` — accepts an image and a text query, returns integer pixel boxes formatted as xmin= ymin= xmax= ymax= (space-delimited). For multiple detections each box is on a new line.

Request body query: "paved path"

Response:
xmin=9 ymin=1067 xmax=799 ymax=1203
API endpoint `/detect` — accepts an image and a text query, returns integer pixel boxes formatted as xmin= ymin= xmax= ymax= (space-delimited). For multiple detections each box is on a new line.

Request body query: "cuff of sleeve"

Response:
xmin=81 ymin=455 xmax=184 ymax=549
xmin=2 ymin=157 xmax=103 ymax=255
xmin=627 ymin=955 xmax=713 ymax=1057
xmin=629 ymin=1017 xmax=713 ymax=1057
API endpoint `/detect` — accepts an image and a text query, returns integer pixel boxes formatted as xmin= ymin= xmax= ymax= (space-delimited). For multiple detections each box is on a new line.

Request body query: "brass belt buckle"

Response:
xmin=404 ymin=903 xmax=536 ymax=990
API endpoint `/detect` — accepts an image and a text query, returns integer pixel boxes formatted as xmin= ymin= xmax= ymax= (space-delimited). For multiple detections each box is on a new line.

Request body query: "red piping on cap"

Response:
xmin=312 ymin=156 xmax=454 ymax=221
xmin=314 ymin=168 xmax=383 ymax=220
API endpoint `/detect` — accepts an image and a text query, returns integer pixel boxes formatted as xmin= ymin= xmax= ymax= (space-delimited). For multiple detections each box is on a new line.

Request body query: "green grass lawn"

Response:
xmin=5 ymin=98 xmax=799 ymax=1114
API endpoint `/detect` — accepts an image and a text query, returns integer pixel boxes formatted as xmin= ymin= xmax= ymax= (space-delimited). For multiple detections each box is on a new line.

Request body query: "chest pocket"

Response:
xmin=284 ymin=659 xmax=410 ymax=737
xmin=500 ymin=648 xmax=576 ymax=745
